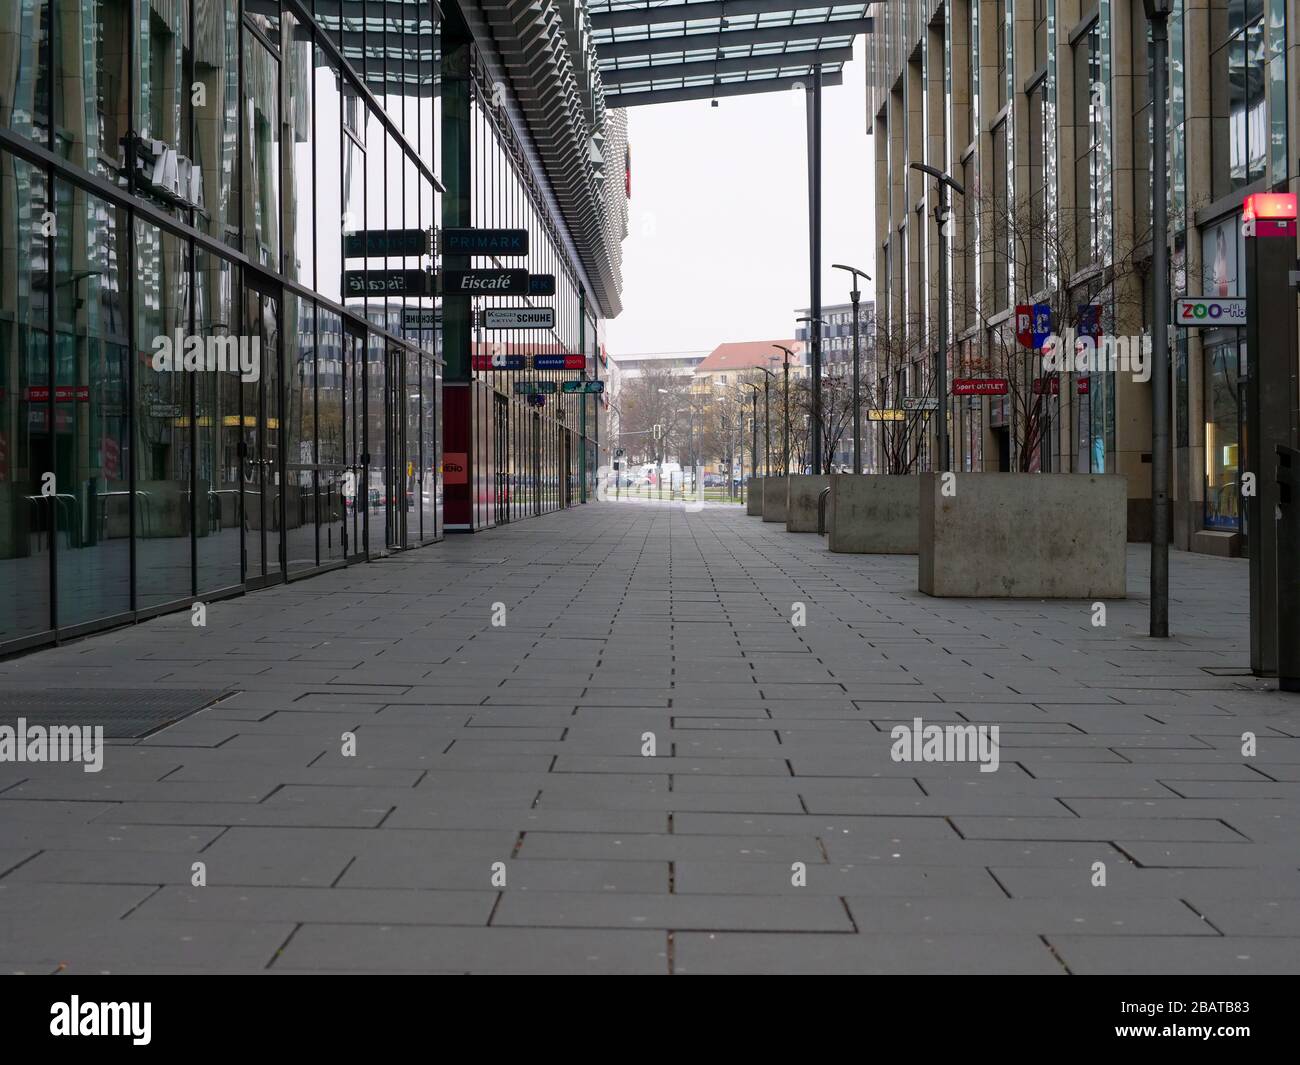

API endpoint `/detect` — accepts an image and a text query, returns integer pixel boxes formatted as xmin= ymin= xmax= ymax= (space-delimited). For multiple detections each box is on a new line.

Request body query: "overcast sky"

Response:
xmin=605 ymin=40 xmax=875 ymax=358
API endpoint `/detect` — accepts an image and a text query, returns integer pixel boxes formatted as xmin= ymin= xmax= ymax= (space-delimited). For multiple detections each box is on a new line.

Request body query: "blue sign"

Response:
xmin=1032 ymin=303 xmax=1053 ymax=348
xmin=1077 ymin=304 xmax=1102 ymax=338
xmin=533 ymin=354 xmax=583 ymax=370
xmin=528 ymin=274 xmax=556 ymax=296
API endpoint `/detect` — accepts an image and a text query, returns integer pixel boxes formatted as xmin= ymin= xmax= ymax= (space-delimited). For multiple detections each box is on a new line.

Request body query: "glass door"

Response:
xmin=494 ymin=393 xmax=509 ymax=525
xmin=383 ymin=344 xmax=408 ymax=550
xmin=343 ymin=324 xmax=368 ymax=561
xmin=242 ymin=280 xmax=283 ymax=587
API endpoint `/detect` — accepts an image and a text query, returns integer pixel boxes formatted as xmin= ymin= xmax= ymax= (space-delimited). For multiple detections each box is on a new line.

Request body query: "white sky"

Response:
xmin=605 ymin=40 xmax=875 ymax=357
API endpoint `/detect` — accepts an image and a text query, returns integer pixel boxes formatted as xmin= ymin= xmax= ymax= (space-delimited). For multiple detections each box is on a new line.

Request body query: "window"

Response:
xmin=242 ymin=29 xmax=281 ymax=267
xmin=1073 ymin=20 xmax=1103 ymax=266
xmin=1133 ymin=10 xmax=1152 ymax=245
xmin=991 ymin=118 xmax=1009 ymax=309
xmin=1033 ymin=0 xmax=1048 ymax=69
xmin=1210 ymin=0 xmax=1267 ymax=198
xmin=1027 ymin=80 xmax=1047 ymax=293
xmin=995 ymin=0 xmax=1007 ymax=110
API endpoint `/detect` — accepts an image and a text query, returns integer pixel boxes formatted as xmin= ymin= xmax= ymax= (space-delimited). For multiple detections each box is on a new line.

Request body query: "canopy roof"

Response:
xmin=590 ymin=2 xmax=873 ymax=108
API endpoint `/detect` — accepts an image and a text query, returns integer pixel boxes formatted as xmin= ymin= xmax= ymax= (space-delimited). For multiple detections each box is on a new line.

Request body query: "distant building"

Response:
xmin=608 ymin=351 xmax=708 ymax=380
xmin=795 ymin=302 xmax=878 ymax=471
xmin=692 ymin=339 xmax=808 ymax=394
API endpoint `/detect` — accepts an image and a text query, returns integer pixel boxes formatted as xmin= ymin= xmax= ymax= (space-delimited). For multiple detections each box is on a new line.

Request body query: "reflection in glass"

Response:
xmin=284 ymin=12 xmax=315 ymax=288
xmin=1 ymin=0 xmax=52 ymax=144
xmin=53 ymin=180 xmax=131 ymax=627
xmin=284 ymin=294 xmax=317 ymax=572
xmin=135 ymin=219 xmax=193 ymax=607
xmin=194 ymin=0 xmax=240 ymax=246
xmin=194 ymin=249 xmax=241 ymax=593
xmin=0 ymin=152 xmax=53 ymax=641
xmin=55 ymin=0 xmax=130 ymax=181
xmin=243 ymin=32 xmax=281 ymax=267
xmin=317 ymin=309 xmax=346 ymax=564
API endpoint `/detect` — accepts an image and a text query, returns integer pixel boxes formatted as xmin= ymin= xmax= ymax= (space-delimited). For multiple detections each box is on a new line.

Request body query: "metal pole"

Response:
xmin=1150 ymin=12 xmax=1170 ymax=638
xmin=937 ymin=184 xmax=950 ymax=473
xmin=808 ymin=67 xmax=823 ymax=474
xmin=783 ymin=353 xmax=791 ymax=474
xmin=751 ymin=391 xmax=758 ymax=482
xmin=764 ymin=375 xmax=771 ymax=478
xmin=851 ymin=285 xmax=861 ymax=474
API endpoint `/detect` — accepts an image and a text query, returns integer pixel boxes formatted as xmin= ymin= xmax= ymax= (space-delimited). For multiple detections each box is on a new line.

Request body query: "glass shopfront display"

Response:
xmin=0 ymin=3 xmax=444 ymax=654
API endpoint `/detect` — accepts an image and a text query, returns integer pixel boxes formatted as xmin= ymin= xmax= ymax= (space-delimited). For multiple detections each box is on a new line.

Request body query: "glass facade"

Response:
xmin=0 ymin=1 xmax=449 ymax=651
xmin=0 ymin=0 xmax=613 ymax=650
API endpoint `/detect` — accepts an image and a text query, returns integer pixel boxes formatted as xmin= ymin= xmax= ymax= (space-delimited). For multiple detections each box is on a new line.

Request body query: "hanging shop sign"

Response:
xmin=1174 ymin=297 xmax=1248 ymax=327
xmin=344 ymin=228 xmax=431 ymax=257
xmin=952 ymin=378 xmax=1009 ymax=396
xmin=560 ymin=380 xmax=605 ymax=394
xmin=533 ymin=354 xmax=586 ymax=370
xmin=472 ymin=354 xmax=526 ymax=371
xmin=438 ymin=228 xmax=529 ymax=256
xmin=481 ymin=308 xmax=555 ymax=330
xmin=344 ymin=269 xmax=433 ymax=296
xmin=528 ymin=274 xmax=557 ymax=296
xmin=1016 ymin=303 xmax=1053 ymax=349
xmin=442 ymin=269 xmax=529 ymax=295
xmin=402 ymin=308 xmax=440 ymax=330
xmin=514 ymin=380 xmax=558 ymax=395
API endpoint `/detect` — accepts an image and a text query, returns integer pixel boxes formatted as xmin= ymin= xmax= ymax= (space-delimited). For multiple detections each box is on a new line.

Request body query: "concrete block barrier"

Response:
xmin=918 ymin=472 xmax=1127 ymax=598
xmin=762 ymin=476 xmax=788 ymax=523
xmin=828 ymin=474 xmax=920 ymax=553
xmin=785 ymin=475 xmax=830 ymax=532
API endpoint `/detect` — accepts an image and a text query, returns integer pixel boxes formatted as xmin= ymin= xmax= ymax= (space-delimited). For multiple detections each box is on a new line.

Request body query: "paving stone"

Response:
xmin=1 ymin=503 xmax=1295 ymax=973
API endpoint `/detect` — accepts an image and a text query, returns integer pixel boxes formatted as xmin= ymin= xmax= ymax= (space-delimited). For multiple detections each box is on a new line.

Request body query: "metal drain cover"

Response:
xmin=0 ymin=688 xmax=227 ymax=739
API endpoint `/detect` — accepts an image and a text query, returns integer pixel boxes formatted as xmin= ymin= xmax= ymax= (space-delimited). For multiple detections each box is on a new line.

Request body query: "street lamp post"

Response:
xmin=909 ymin=162 xmax=965 ymax=473
xmin=831 ymin=264 xmax=871 ymax=474
xmin=1145 ymin=0 xmax=1173 ymax=638
xmin=791 ymin=324 xmax=823 ymax=472
xmin=772 ymin=346 xmax=796 ymax=475
xmin=744 ymin=384 xmax=759 ymax=485
xmin=757 ymin=369 xmax=775 ymax=478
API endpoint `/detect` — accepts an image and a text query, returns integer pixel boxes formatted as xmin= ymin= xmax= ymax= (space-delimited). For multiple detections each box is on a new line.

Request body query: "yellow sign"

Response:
xmin=867 ymin=409 xmax=906 ymax=422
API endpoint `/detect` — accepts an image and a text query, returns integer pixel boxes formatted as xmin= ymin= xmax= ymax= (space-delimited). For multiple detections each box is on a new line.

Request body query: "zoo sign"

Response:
xmin=1174 ymin=297 xmax=1247 ymax=327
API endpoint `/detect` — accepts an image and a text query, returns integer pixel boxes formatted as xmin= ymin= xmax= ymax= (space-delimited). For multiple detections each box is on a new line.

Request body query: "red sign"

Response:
xmin=1032 ymin=377 xmax=1060 ymax=396
xmin=1077 ymin=377 xmax=1090 ymax=395
xmin=443 ymin=452 xmax=468 ymax=485
xmin=952 ymin=378 xmax=1009 ymax=396
xmin=26 ymin=385 xmax=89 ymax=402
xmin=1244 ymin=192 xmax=1297 ymax=221
xmin=1015 ymin=305 xmax=1033 ymax=348
xmin=102 ymin=435 xmax=121 ymax=479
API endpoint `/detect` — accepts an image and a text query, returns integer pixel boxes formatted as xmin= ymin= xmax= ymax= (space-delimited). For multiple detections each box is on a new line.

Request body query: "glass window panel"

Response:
xmin=2 ymin=0 xmax=52 ymax=143
xmin=242 ymin=29 xmax=280 ymax=267
xmin=316 ymin=48 xmax=344 ymax=302
xmin=55 ymin=0 xmax=130 ymax=181
xmin=134 ymin=219 xmax=192 ymax=608
xmin=194 ymin=0 xmax=239 ymax=246
xmin=193 ymin=248 xmax=241 ymax=593
xmin=0 ymin=150 xmax=53 ymax=642
xmin=317 ymin=308 xmax=346 ymax=565
xmin=53 ymin=180 xmax=131 ymax=627
xmin=284 ymin=294 xmax=316 ymax=573
xmin=284 ymin=11 xmax=315 ymax=288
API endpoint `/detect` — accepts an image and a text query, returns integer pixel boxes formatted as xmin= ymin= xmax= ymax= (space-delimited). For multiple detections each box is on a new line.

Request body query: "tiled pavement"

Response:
xmin=1 ymin=498 xmax=1298 ymax=974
